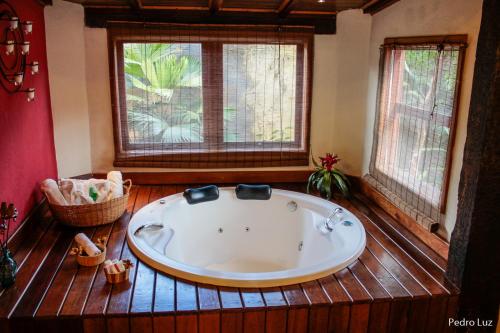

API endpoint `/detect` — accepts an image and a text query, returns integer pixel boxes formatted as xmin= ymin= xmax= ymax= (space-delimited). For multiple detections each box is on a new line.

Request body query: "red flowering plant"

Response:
xmin=307 ymin=153 xmax=350 ymax=199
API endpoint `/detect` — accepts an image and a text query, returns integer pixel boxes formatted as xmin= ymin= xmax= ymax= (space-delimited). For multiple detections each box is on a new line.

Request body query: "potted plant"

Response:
xmin=307 ymin=153 xmax=350 ymax=200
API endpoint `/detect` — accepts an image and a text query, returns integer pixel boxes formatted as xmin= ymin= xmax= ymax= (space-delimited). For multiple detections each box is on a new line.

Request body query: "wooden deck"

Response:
xmin=0 ymin=184 xmax=458 ymax=333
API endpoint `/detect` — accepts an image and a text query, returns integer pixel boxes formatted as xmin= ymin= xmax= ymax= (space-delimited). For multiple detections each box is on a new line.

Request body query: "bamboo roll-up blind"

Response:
xmin=108 ymin=24 xmax=313 ymax=168
xmin=367 ymin=35 xmax=467 ymax=231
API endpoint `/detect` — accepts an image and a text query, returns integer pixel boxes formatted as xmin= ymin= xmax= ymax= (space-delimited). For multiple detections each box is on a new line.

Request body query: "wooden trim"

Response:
xmin=371 ymin=36 xmax=468 ymax=217
xmin=278 ymin=0 xmax=294 ymax=17
xmin=91 ymin=170 xmax=314 ymax=185
xmin=84 ymin=7 xmax=337 ymax=34
xmin=6 ymin=198 xmax=49 ymax=251
xmin=362 ymin=0 xmax=400 ymax=15
xmin=359 ymin=178 xmax=449 ymax=260
xmin=383 ymin=34 xmax=468 ymax=46
xmin=439 ymin=42 xmax=467 ymax=213
xmin=37 ymin=0 xmax=53 ymax=6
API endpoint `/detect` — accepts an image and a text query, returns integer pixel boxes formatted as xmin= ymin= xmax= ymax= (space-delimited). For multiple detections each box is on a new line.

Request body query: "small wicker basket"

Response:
xmin=104 ymin=260 xmax=133 ymax=284
xmin=71 ymin=243 xmax=107 ymax=267
xmin=48 ymin=179 xmax=132 ymax=228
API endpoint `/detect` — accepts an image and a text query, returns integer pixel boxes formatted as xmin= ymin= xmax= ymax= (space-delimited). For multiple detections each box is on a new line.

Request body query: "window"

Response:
xmin=367 ymin=35 xmax=467 ymax=230
xmin=108 ymin=26 xmax=313 ymax=168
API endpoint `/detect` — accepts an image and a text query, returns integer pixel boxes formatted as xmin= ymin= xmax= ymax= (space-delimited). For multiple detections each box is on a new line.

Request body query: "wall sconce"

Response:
xmin=4 ymin=40 xmax=14 ymax=55
xmin=19 ymin=41 xmax=29 ymax=55
xmin=8 ymin=16 xmax=18 ymax=30
xmin=22 ymin=21 xmax=32 ymax=34
xmin=25 ymin=88 xmax=35 ymax=102
xmin=0 ymin=0 xmax=39 ymax=102
xmin=29 ymin=61 xmax=39 ymax=75
xmin=12 ymin=72 xmax=23 ymax=86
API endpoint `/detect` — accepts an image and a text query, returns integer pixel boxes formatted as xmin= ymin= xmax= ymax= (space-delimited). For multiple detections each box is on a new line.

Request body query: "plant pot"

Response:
xmin=0 ymin=246 xmax=17 ymax=288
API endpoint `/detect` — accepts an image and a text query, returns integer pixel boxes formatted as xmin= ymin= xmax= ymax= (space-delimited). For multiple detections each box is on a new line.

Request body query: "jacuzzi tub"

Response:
xmin=127 ymin=188 xmax=366 ymax=287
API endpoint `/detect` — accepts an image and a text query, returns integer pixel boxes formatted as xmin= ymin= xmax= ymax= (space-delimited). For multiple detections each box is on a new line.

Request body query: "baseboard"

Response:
xmin=90 ymin=170 xmax=315 ymax=185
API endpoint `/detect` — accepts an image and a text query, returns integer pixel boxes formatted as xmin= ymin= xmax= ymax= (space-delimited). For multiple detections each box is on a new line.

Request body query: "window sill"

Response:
xmin=358 ymin=177 xmax=449 ymax=261
xmin=114 ymin=150 xmax=309 ymax=168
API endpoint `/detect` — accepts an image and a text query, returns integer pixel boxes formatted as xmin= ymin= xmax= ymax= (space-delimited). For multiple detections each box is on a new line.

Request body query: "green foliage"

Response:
xmin=123 ymin=43 xmax=203 ymax=144
xmin=307 ymin=157 xmax=350 ymax=200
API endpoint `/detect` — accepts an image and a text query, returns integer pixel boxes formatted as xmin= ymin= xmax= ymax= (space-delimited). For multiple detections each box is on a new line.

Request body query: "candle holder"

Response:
xmin=0 ymin=0 xmax=39 ymax=101
xmin=0 ymin=202 xmax=18 ymax=288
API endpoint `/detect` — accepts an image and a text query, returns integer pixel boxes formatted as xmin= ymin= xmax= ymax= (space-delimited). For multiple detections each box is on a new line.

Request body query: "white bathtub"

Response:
xmin=127 ymin=188 xmax=366 ymax=287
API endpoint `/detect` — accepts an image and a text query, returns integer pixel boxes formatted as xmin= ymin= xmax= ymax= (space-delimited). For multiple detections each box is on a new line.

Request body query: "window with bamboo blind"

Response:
xmin=108 ymin=24 xmax=313 ymax=168
xmin=366 ymin=35 xmax=467 ymax=231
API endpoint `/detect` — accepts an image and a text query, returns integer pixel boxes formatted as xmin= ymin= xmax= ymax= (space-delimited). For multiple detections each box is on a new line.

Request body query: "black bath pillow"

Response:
xmin=235 ymin=184 xmax=272 ymax=200
xmin=183 ymin=185 xmax=219 ymax=205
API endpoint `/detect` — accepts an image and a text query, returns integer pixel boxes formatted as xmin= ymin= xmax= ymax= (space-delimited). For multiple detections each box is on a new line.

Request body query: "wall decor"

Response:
xmin=0 ymin=0 xmax=38 ymax=101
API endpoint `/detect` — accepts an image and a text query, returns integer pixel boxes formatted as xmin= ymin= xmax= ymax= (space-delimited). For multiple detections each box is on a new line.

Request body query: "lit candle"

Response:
xmin=5 ymin=41 xmax=14 ymax=55
xmin=13 ymin=72 xmax=23 ymax=86
xmin=22 ymin=21 xmax=32 ymax=34
xmin=21 ymin=41 xmax=30 ymax=55
xmin=26 ymin=88 xmax=35 ymax=102
xmin=31 ymin=61 xmax=39 ymax=75
xmin=9 ymin=17 xmax=19 ymax=30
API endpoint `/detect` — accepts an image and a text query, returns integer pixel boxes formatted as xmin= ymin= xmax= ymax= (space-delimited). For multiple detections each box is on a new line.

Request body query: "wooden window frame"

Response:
xmin=107 ymin=26 xmax=313 ymax=168
xmin=369 ymin=35 xmax=467 ymax=218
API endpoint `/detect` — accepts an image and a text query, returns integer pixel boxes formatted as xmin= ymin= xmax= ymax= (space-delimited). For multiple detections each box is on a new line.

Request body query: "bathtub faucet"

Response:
xmin=322 ymin=208 xmax=344 ymax=233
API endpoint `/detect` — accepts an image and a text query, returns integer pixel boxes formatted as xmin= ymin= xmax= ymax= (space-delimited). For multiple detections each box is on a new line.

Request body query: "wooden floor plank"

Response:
xmin=59 ymin=223 xmax=115 ymax=317
xmin=10 ymin=225 xmax=76 ymax=332
xmin=0 ymin=185 xmax=454 ymax=333
xmin=0 ymin=219 xmax=62 ymax=319
xmin=35 ymin=227 xmax=90 ymax=318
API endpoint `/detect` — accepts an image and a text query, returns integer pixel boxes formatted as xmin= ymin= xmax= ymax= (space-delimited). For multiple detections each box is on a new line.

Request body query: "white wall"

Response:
xmin=363 ymin=0 xmax=483 ymax=239
xmin=45 ymin=0 xmax=92 ymax=177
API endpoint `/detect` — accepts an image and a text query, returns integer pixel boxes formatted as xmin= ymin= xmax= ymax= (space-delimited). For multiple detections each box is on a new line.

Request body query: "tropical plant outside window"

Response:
xmin=368 ymin=37 xmax=466 ymax=228
xmin=111 ymin=28 xmax=312 ymax=168
xmin=124 ymin=43 xmax=203 ymax=144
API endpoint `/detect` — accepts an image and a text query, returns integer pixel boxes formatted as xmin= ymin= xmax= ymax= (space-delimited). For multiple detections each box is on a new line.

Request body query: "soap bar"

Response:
xmin=183 ymin=185 xmax=219 ymax=205
xmin=74 ymin=233 xmax=101 ymax=256
xmin=235 ymin=184 xmax=272 ymax=200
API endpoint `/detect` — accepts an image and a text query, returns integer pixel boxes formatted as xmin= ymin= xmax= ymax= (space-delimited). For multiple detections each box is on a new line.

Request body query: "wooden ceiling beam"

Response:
xmin=128 ymin=0 xmax=141 ymax=11
xmin=277 ymin=0 xmax=294 ymax=17
xmin=37 ymin=0 xmax=53 ymax=6
xmin=84 ymin=7 xmax=337 ymax=34
xmin=362 ymin=0 xmax=400 ymax=15
xmin=209 ymin=0 xmax=223 ymax=14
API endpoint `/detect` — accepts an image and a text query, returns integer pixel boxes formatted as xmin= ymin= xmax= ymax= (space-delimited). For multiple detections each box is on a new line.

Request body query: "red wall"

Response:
xmin=0 ymin=0 xmax=57 ymax=237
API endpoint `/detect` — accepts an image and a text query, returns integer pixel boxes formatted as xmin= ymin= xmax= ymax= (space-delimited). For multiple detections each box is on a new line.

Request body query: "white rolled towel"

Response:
xmin=74 ymin=233 xmax=101 ymax=256
xmin=107 ymin=171 xmax=123 ymax=198
xmin=40 ymin=179 xmax=67 ymax=205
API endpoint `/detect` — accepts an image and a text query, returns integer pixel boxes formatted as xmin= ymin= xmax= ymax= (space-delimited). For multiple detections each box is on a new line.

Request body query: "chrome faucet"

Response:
xmin=321 ymin=208 xmax=344 ymax=233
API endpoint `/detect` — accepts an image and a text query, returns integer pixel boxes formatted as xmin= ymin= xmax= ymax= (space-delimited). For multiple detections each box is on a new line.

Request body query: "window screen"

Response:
xmin=367 ymin=36 xmax=466 ymax=230
xmin=109 ymin=25 xmax=313 ymax=168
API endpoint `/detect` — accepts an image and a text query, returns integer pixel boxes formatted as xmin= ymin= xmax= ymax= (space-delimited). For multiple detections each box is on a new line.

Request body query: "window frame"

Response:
xmin=108 ymin=26 xmax=313 ymax=168
xmin=369 ymin=35 xmax=467 ymax=220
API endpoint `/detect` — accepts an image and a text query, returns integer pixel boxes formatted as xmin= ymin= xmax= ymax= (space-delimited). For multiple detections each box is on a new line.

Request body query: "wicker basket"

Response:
xmin=48 ymin=179 xmax=132 ymax=227
xmin=72 ymin=244 xmax=107 ymax=266
xmin=104 ymin=259 xmax=133 ymax=284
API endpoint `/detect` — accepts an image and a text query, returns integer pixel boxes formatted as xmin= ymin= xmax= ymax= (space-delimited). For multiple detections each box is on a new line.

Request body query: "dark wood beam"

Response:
xmin=128 ymin=0 xmax=141 ymax=11
xmin=362 ymin=0 xmax=400 ymax=15
xmin=84 ymin=7 xmax=337 ymax=34
xmin=209 ymin=0 xmax=223 ymax=14
xmin=277 ymin=0 xmax=294 ymax=17
xmin=37 ymin=0 xmax=53 ymax=6
xmin=446 ymin=0 xmax=500 ymax=329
